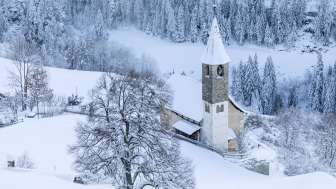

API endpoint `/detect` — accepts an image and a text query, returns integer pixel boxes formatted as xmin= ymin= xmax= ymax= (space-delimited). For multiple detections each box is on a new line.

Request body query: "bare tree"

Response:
xmin=71 ymin=73 xmax=194 ymax=189
xmin=27 ymin=66 xmax=53 ymax=118
xmin=318 ymin=114 xmax=336 ymax=168
xmin=8 ymin=34 xmax=38 ymax=111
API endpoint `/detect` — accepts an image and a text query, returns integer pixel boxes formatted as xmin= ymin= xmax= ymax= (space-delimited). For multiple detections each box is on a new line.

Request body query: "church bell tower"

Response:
xmin=201 ymin=14 xmax=231 ymax=152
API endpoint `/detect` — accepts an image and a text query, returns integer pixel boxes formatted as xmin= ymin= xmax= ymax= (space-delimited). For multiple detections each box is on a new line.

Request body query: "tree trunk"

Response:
xmin=23 ymin=82 xmax=28 ymax=111
xmin=124 ymin=160 xmax=133 ymax=189
xmin=36 ymin=101 xmax=39 ymax=119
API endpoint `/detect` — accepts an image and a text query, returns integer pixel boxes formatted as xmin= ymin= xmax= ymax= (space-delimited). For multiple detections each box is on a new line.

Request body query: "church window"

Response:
xmin=205 ymin=104 xmax=210 ymax=113
xmin=205 ymin=65 xmax=210 ymax=76
xmin=217 ymin=65 xmax=224 ymax=77
xmin=216 ymin=104 xmax=224 ymax=113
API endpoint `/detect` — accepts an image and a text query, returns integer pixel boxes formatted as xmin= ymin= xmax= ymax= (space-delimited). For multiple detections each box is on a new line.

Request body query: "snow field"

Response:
xmin=109 ymin=27 xmax=336 ymax=80
xmin=0 ymin=114 xmax=335 ymax=189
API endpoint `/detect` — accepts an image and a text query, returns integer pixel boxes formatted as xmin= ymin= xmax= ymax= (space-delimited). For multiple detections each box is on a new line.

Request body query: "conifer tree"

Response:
xmin=94 ymin=10 xmax=107 ymax=41
xmin=176 ymin=5 xmax=186 ymax=42
xmin=264 ymin=24 xmax=274 ymax=47
xmin=244 ymin=56 xmax=255 ymax=106
xmin=236 ymin=61 xmax=246 ymax=102
xmin=324 ymin=66 xmax=335 ymax=113
xmin=166 ymin=1 xmax=177 ymax=41
xmin=222 ymin=18 xmax=231 ymax=44
xmin=262 ymin=56 xmax=277 ymax=115
xmin=312 ymin=53 xmax=324 ymax=112
xmin=314 ymin=0 xmax=333 ymax=45
xmin=189 ymin=6 xmax=199 ymax=43
xmin=235 ymin=6 xmax=245 ymax=45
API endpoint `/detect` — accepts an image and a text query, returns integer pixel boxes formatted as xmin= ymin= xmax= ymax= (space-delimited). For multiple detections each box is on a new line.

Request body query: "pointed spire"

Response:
xmin=201 ymin=17 xmax=231 ymax=65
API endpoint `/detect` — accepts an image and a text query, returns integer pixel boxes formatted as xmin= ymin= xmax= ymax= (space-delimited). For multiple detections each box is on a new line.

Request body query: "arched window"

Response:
xmin=205 ymin=65 xmax=210 ymax=76
xmin=216 ymin=104 xmax=224 ymax=113
xmin=217 ymin=65 xmax=224 ymax=77
xmin=205 ymin=104 xmax=210 ymax=113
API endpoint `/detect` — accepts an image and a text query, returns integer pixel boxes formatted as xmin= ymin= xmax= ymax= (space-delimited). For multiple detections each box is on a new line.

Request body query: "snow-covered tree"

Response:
xmin=236 ymin=61 xmax=246 ymax=102
xmin=230 ymin=66 xmax=239 ymax=99
xmin=318 ymin=115 xmax=336 ymax=168
xmin=288 ymin=85 xmax=299 ymax=108
xmin=264 ymin=24 xmax=274 ymax=47
xmin=94 ymin=10 xmax=107 ymax=41
xmin=166 ymin=1 xmax=177 ymax=41
xmin=8 ymin=34 xmax=38 ymax=111
xmin=314 ymin=0 xmax=333 ymax=45
xmin=323 ymin=66 xmax=336 ymax=113
xmin=262 ymin=56 xmax=277 ymax=115
xmin=312 ymin=53 xmax=324 ymax=113
xmin=27 ymin=66 xmax=53 ymax=117
xmin=71 ymin=73 xmax=194 ymax=189
xmin=189 ymin=6 xmax=199 ymax=42
xmin=235 ymin=6 xmax=245 ymax=45
xmin=175 ymin=5 xmax=185 ymax=42
xmin=222 ymin=18 xmax=231 ymax=44
xmin=256 ymin=12 xmax=266 ymax=45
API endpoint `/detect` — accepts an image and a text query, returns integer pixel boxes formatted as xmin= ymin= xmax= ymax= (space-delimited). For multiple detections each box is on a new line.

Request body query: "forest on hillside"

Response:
xmin=0 ymin=0 xmax=336 ymax=71
xmin=0 ymin=0 xmax=336 ymax=117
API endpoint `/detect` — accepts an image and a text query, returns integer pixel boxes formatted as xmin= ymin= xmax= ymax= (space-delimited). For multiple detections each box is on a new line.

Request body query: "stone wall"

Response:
xmin=228 ymin=100 xmax=244 ymax=134
xmin=202 ymin=64 xmax=229 ymax=104
xmin=243 ymin=159 xmax=270 ymax=175
xmin=160 ymin=108 xmax=183 ymax=130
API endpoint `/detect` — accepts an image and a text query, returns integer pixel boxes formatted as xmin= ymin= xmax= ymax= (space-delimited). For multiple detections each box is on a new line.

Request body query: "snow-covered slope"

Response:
xmin=182 ymin=141 xmax=336 ymax=189
xmin=0 ymin=114 xmax=83 ymax=175
xmin=109 ymin=28 xmax=336 ymax=79
xmin=0 ymin=57 xmax=102 ymax=101
xmin=0 ymin=114 xmax=336 ymax=189
xmin=0 ymin=168 xmax=110 ymax=189
xmin=1 ymin=28 xmax=336 ymax=188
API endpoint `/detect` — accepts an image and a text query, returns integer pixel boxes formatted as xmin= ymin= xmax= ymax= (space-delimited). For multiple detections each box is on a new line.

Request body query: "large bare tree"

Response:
xmin=27 ymin=66 xmax=53 ymax=118
xmin=8 ymin=34 xmax=38 ymax=111
xmin=71 ymin=72 xmax=194 ymax=189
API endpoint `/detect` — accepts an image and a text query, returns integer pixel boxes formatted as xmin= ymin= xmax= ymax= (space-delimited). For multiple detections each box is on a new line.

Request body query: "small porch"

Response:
xmin=173 ymin=120 xmax=201 ymax=141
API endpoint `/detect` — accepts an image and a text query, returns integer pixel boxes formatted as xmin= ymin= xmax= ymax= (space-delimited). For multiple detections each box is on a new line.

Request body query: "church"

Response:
xmin=161 ymin=17 xmax=245 ymax=152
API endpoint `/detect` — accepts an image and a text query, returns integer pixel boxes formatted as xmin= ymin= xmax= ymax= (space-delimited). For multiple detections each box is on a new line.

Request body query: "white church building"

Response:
xmin=161 ymin=17 xmax=246 ymax=152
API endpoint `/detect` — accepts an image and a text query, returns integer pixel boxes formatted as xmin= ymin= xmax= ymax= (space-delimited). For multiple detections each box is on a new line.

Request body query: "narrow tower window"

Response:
xmin=205 ymin=65 xmax=210 ymax=76
xmin=216 ymin=104 xmax=224 ymax=113
xmin=217 ymin=65 xmax=224 ymax=77
xmin=205 ymin=104 xmax=210 ymax=113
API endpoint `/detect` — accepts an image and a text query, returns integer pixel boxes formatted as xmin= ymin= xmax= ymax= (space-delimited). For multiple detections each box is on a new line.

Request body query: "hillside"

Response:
xmin=0 ymin=52 xmax=336 ymax=188
xmin=0 ymin=0 xmax=336 ymax=188
xmin=0 ymin=113 xmax=336 ymax=189
xmin=0 ymin=57 xmax=102 ymax=101
xmin=1 ymin=26 xmax=336 ymax=189
xmin=0 ymin=168 xmax=109 ymax=189
xmin=109 ymin=28 xmax=336 ymax=80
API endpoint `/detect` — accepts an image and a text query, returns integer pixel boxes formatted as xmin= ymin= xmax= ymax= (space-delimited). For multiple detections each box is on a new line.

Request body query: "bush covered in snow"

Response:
xmin=245 ymin=109 xmax=336 ymax=176
xmin=16 ymin=152 xmax=35 ymax=169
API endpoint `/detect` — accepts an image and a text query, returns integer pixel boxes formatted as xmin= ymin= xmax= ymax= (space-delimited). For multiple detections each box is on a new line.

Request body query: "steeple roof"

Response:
xmin=201 ymin=17 xmax=231 ymax=65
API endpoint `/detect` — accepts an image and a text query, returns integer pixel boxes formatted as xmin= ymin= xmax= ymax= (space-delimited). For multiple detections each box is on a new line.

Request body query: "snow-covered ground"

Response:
xmin=109 ymin=27 xmax=336 ymax=80
xmin=0 ymin=114 xmax=83 ymax=175
xmin=0 ymin=168 xmax=110 ymax=189
xmin=0 ymin=57 xmax=102 ymax=101
xmin=0 ymin=114 xmax=336 ymax=189
xmin=1 ymin=28 xmax=336 ymax=188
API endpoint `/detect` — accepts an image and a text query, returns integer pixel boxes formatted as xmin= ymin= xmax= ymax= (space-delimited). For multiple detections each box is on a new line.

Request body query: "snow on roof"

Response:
xmin=173 ymin=120 xmax=201 ymax=135
xmin=168 ymin=75 xmax=247 ymax=122
xmin=168 ymin=75 xmax=203 ymax=121
xmin=201 ymin=18 xmax=231 ymax=65
xmin=229 ymin=95 xmax=249 ymax=114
